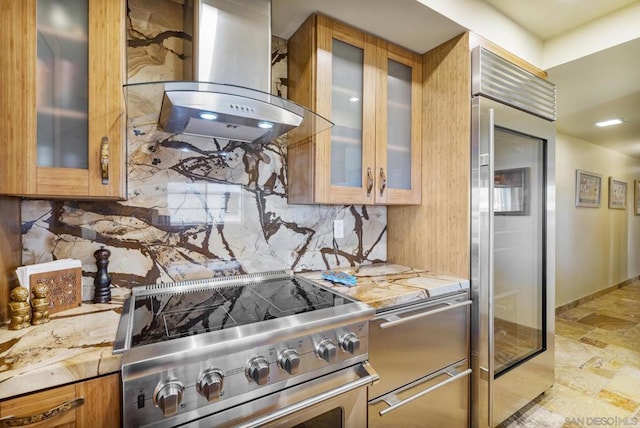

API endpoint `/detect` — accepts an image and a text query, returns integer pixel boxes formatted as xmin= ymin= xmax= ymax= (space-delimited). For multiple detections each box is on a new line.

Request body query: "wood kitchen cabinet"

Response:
xmin=287 ymin=14 xmax=421 ymax=205
xmin=0 ymin=373 xmax=121 ymax=427
xmin=0 ymin=0 xmax=126 ymax=199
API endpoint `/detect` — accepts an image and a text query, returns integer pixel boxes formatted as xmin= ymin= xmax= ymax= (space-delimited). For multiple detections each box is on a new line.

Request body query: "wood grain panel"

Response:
xmin=36 ymin=167 xmax=90 ymax=197
xmin=387 ymin=33 xmax=471 ymax=278
xmin=0 ymin=197 xmax=21 ymax=324
xmin=76 ymin=374 xmax=121 ymax=428
xmin=0 ymin=374 xmax=121 ymax=427
xmin=287 ymin=14 xmax=317 ymax=204
xmin=87 ymin=0 xmax=126 ymax=199
xmin=0 ymin=384 xmax=77 ymax=427
xmin=0 ymin=0 xmax=37 ymax=195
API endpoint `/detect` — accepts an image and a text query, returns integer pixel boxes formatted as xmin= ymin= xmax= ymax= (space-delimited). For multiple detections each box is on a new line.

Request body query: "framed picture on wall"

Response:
xmin=608 ymin=177 xmax=627 ymax=210
xmin=634 ymin=180 xmax=640 ymax=215
xmin=575 ymin=169 xmax=602 ymax=208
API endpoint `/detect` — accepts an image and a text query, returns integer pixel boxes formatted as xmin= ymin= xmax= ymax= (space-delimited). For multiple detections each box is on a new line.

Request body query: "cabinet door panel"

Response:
xmin=287 ymin=14 xmax=420 ymax=205
xmin=0 ymin=0 xmax=125 ymax=199
xmin=36 ymin=0 xmax=89 ymax=169
xmin=317 ymin=17 xmax=376 ymax=204
xmin=375 ymin=41 xmax=422 ymax=205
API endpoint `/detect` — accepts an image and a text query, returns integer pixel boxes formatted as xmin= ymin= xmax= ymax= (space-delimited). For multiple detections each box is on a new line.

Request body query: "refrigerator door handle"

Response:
xmin=487 ymin=107 xmax=496 ymax=427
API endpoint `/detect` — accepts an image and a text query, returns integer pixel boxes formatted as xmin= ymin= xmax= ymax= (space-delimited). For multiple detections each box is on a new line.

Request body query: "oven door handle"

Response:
xmin=379 ymin=300 xmax=471 ymax=329
xmin=236 ymin=361 xmax=379 ymax=428
xmin=377 ymin=366 xmax=472 ymax=416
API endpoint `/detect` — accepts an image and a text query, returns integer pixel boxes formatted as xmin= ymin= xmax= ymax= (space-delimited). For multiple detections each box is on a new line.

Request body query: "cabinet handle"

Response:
xmin=366 ymin=167 xmax=374 ymax=197
xmin=0 ymin=397 xmax=85 ymax=427
xmin=100 ymin=136 xmax=109 ymax=185
xmin=379 ymin=168 xmax=387 ymax=197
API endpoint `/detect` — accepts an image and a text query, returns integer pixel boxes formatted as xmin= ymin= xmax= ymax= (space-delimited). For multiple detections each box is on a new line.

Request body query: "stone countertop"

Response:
xmin=0 ymin=265 xmax=469 ymax=400
xmin=299 ymin=263 xmax=469 ymax=311
xmin=0 ymin=290 xmax=127 ymax=400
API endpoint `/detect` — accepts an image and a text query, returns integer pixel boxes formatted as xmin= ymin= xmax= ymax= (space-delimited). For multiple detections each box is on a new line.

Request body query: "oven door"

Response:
xmin=182 ymin=361 xmax=378 ymax=428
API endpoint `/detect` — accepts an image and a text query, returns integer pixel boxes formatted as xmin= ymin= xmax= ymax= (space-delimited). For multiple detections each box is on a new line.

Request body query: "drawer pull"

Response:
xmin=100 ymin=136 xmax=109 ymax=185
xmin=378 ymin=368 xmax=471 ymax=416
xmin=379 ymin=300 xmax=471 ymax=329
xmin=0 ymin=397 xmax=84 ymax=427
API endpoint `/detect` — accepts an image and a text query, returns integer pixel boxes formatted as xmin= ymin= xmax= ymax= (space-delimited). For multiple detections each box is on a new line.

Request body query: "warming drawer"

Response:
xmin=368 ymin=291 xmax=470 ymax=400
xmin=368 ymin=360 xmax=470 ymax=428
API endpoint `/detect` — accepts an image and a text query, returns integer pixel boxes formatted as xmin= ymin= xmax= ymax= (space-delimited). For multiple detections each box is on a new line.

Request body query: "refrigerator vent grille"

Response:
xmin=472 ymin=47 xmax=556 ymax=121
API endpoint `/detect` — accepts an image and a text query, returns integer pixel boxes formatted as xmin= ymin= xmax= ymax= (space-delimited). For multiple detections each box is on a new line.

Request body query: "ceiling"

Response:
xmin=272 ymin=0 xmax=640 ymax=158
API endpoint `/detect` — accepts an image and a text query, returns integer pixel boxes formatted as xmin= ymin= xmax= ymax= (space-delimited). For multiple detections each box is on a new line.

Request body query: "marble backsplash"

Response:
xmin=21 ymin=0 xmax=387 ymax=298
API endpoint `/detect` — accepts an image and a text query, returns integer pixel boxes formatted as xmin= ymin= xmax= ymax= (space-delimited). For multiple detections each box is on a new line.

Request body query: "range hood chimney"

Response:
xmin=128 ymin=0 xmax=331 ymax=144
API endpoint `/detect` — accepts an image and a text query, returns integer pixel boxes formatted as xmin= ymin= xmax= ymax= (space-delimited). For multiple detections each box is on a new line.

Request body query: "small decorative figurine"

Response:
xmin=9 ymin=287 xmax=31 ymax=330
xmin=30 ymin=282 xmax=50 ymax=325
xmin=93 ymin=246 xmax=112 ymax=303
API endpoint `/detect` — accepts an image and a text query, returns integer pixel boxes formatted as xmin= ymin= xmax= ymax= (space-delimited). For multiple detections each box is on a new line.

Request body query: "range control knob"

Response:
xmin=340 ymin=332 xmax=361 ymax=355
xmin=316 ymin=339 xmax=338 ymax=363
xmin=246 ymin=356 xmax=270 ymax=385
xmin=154 ymin=380 xmax=185 ymax=417
xmin=278 ymin=349 xmax=300 ymax=375
xmin=197 ymin=368 xmax=224 ymax=402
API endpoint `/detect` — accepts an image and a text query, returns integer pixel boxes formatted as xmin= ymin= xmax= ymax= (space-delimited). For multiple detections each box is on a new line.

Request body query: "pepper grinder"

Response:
xmin=93 ymin=246 xmax=112 ymax=303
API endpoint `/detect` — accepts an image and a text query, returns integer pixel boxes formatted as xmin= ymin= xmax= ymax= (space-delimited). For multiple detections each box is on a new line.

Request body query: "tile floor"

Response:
xmin=500 ymin=280 xmax=640 ymax=427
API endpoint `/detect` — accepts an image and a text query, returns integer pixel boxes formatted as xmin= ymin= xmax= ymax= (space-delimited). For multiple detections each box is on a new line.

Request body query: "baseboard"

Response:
xmin=555 ymin=275 xmax=639 ymax=316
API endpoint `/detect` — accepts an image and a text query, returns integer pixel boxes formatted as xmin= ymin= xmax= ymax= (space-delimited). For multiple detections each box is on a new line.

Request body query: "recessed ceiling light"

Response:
xmin=595 ymin=118 xmax=623 ymax=127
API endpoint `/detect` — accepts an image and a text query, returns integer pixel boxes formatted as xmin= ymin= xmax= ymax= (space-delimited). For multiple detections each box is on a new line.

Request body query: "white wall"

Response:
xmin=556 ymin=132 xmax=640 ymax=307
xmin=415 ymin=0 xmax=542 ymax=66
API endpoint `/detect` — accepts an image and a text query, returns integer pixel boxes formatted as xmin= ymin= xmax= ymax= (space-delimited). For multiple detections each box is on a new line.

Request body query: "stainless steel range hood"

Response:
xmin=126 ymin=0 xmax=331 ymax=144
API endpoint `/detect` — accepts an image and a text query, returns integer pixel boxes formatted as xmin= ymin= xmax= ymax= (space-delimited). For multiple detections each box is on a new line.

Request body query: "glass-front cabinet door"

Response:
xmin=0 ymin=0 xmax=125 ymax=199
xmin=286 ymin=14 xmax=421 ymax=205
xmin=375 ymin=42 xmax=421 ymax=204
xmin=37 ymin=0 xmax=89 ymax=169
xmin=317 ymin=16 xmax=377 ymax=204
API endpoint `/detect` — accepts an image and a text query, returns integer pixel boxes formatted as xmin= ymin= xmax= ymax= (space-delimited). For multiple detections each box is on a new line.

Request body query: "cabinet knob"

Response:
xmin=366 ymin=167 xmax=374 ymax=197
xmin=100 ymin=136 xmax=109 ymax=185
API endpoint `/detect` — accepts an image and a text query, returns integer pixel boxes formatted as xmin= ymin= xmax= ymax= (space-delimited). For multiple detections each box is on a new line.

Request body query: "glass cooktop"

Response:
xmin=129 ymin=276 xmax=354 ymax=348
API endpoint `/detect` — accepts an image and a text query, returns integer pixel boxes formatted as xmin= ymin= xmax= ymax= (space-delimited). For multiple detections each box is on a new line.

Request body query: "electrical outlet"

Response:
xmin=333 ymin=219 xmax=344 ymax=239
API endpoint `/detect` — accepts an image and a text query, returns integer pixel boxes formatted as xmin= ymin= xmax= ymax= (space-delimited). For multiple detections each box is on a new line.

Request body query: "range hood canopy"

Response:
xmin=125 ymin=81 xmax=332 ymax=144
xmin=126 ymin=0 xmax=331 ymax=144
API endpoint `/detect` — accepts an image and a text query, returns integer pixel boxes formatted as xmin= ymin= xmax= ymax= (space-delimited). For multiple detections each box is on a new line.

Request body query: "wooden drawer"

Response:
xmin=0 ymin=374 xmax=120 ymax=428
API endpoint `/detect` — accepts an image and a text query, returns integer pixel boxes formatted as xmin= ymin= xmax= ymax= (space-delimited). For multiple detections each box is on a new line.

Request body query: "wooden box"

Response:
xmin=29 ymin=267 xmax=82 ymax=314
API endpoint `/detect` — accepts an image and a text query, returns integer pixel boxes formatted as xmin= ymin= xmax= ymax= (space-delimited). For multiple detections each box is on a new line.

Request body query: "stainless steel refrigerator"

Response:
xmin=470 ymin=46 xmax=556 ymax=427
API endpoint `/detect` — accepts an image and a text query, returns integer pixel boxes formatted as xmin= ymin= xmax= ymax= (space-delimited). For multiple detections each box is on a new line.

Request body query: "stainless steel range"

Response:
xmin=113 ymin=270 xmax=377 ymax=427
